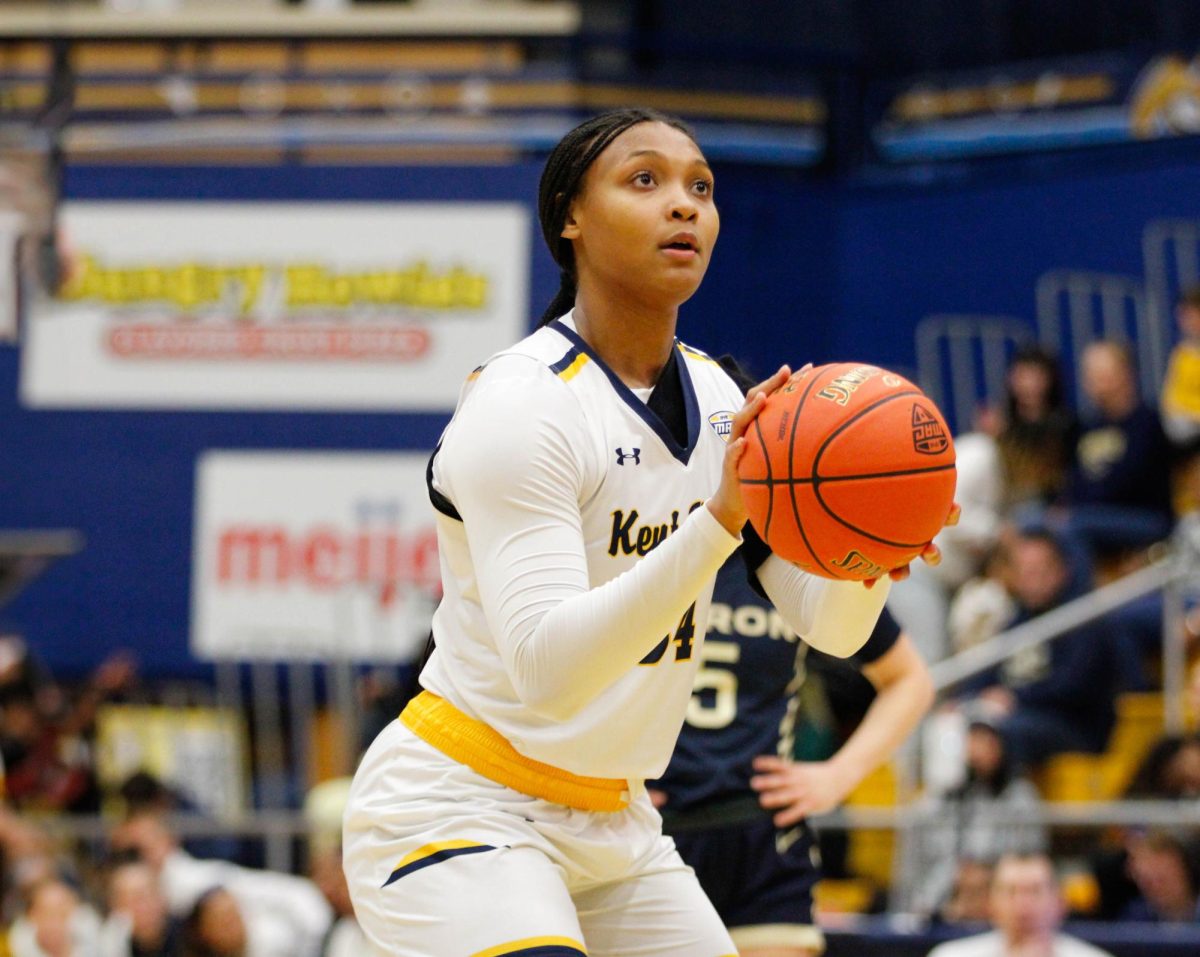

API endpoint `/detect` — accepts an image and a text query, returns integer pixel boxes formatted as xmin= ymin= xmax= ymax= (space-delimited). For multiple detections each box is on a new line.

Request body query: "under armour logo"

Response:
xmin=615 ymin=448 xmax=641 ymax=466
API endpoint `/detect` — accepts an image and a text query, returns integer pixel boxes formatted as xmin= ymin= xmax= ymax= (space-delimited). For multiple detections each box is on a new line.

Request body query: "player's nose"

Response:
xmin=667 ymin=185 xmax=698 ymax=221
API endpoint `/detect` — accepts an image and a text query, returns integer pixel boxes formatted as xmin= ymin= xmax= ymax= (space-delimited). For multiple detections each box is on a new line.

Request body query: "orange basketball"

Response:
xmin=737 ymin=362 xmax=957 ymax=581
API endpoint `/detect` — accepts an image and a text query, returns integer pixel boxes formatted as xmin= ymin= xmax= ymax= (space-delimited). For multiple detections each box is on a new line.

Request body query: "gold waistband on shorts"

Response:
xmin=400 ymin=691 xmax=630 ymax=813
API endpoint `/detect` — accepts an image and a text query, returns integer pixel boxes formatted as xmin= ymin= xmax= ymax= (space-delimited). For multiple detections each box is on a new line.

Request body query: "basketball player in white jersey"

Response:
xmin=343 ymin=108 xmax=929 ymax=957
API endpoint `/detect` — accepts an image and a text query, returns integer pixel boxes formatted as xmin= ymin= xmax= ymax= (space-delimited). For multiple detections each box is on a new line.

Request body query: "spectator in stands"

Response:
xmin=1088 ymin=735 xmax=1200 ymax=921
xmin=109 ymin=812 xmax=330 ymax=957
xmin=181 ymin=888 xmax=245 ymax=957
xmin=988 ymin=344 xmax=1078 ymax=511
xmin=938 ymin=859 xmax=995 ymax=927
xmin=308 ymin=846 xmax=363 ymax=957
xmin=1160 ymin=284 xmax=1200 ymax=454
xmin=7 ymin=877 xmax=103 ymax=957
xmin=891 ymin=345 xmax=1075 ymax=663
xmin=889 ymin=429 xmax=1004 ymax=663
xmin=1119 ymin=828 xmax=1200 ymax=924
xmin=904 ymin=704 xmax=1046 ymax=918
xmin=958 ymin=527 xmax=1120 ymax=769
xmin=100 ymin=860 xmax=183 ymax=957
xmin=1127 ymin=733 xmax=1200 ymax=800
xmin=0 ymin=805 xmax=59 ymax=920
xmin=118 ymin=773 xmax=238 ymax=864
xmin=0 ymin=642 xmax=136 ymax=814
xmin=927 ymin=852 xmax=1115 ymax=956
xmin=301 ymin=779 xmax=364 ymax=957
xmin=946 ymin=539 xmax=1017 ymax=655
xmin=1060 ymin=340 xmax=1173 ymax=557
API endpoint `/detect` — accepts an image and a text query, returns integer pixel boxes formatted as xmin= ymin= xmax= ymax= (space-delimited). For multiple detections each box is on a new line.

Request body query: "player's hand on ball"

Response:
xmin=707 ymin=364 xmax=792 ymax=536
xmin=864 ymin=501 xmax=962 ymax=588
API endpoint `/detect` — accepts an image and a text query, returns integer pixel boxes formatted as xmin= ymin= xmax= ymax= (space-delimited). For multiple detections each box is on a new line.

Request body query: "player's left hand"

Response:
xmin=864 ymin=501 xmax=961 ymax=588
xmin=750 ymin=755 xmax=855 ymax=827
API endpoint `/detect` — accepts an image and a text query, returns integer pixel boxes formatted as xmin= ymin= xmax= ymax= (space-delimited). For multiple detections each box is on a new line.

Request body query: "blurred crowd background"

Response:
xmin=4 ymin=1 xmax=1200 ymax=955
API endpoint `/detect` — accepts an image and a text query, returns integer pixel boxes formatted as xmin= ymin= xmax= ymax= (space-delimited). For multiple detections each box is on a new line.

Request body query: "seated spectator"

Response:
xmin=1127 ymin=733 xmax=1200 ymax=800
xmin=1060 ymin=340 xmax=1173 ymax=556
xmin=1160 ymin=284 xmax=1200 ymax=454
xmin=947 ymin=541 xmax=1017 ymax=654
xmin=302 ymin=779 xmax=365 ymax=957
xmin=0 ymin=642 xmax=136 ymax=814
xmin=100 ymin=860 xmax=183 ymax=957
xmin=990 ymin=344 xmax=1078 ymax=510
xmin=109 ymin=812 xmax=330 ymax=957
xmin=1089 ymin=735 xmax=1200 ymax=920
xmin=1120 ymin=828 xmax=1200 ymax=924
xmin=308 ymin=846 xmax=363 ymax=957
xmin=0 ymin=804 xmax=60 ymax=917
xmin=927 ymin=852 xmax=1115 ymax=956
xmin=118 ymin=773 xmax=239 ymax=865
xmin=181 ymin=889 xmax=245 ymax=957
xmin=938 ymin=858 xmax=995 ymax=927
xmin=8 ymin=877 xmax=103 ymax=957
xmin=958 ymin=528 xmax=1121 ymax=769
xmin=889 ymin=429 xmax=1004 ymax=662
xmin=904 ymin=705 xmax=1046 ymax=918
xmin=891 ymin=347 xmax=1072 ymax=663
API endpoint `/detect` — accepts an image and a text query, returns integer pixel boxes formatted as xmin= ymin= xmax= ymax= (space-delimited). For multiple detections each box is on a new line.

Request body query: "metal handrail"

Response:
xmin=929 ymin=556 xmax=1178 ymax=693
xmin=928 ymin=540 xmax=1196 ymax=733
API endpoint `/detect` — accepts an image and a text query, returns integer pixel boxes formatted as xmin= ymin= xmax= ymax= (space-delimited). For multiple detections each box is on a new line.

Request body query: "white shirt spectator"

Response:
xmin=928 ymin=930 xmax=1114 ymax=957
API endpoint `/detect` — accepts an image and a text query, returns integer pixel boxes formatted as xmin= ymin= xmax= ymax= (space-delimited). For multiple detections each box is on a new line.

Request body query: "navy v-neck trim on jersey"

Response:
xmin=549 ymin=319 xmax=702 ymax=466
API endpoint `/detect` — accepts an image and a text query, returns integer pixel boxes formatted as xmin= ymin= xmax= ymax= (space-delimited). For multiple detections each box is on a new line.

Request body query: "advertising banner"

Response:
xmin=191 ymin=451 xmax=440 ymax=662
xmin=21 ymin=201 xmax=529 ymax=409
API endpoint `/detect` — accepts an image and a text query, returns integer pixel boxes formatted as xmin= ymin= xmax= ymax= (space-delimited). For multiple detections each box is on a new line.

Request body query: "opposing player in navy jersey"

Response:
xmin=653 ymin=555 xmax=933 ymax=955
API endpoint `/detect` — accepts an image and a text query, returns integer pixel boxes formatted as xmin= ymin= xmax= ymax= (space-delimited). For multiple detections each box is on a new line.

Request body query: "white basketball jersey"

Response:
xmin=423 ymin=314 xmax=745 ymax=780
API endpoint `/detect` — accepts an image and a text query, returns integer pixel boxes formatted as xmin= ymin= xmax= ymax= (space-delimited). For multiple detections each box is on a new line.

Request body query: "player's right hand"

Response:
xmin=707 ymin=364 xmax=792 ymax=536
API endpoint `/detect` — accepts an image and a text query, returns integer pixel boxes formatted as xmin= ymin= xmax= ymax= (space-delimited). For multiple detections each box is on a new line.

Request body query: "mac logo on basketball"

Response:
xmin=830 ymin=550 xmax=885 ymax=579
xmin=708 ymin=411 xmax=734 ymax=442
xmin=911 ymin=404 xmax=949 ymax=455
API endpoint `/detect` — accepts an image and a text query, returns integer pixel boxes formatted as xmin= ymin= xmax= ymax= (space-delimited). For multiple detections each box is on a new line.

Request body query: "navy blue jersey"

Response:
xmin=653 ymin=551 xmax=902 ymax=814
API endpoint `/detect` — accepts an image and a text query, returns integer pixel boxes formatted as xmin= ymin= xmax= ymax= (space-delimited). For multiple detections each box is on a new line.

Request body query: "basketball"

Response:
xmin=738 ymin=363 xmax=957 ymax=581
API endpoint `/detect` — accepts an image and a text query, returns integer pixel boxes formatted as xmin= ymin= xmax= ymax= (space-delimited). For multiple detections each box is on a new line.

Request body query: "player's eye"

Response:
xmin=631 ymin=171 xmax=656 ymax=187
xmin=693 ymin=178 xmax=713 ymax=196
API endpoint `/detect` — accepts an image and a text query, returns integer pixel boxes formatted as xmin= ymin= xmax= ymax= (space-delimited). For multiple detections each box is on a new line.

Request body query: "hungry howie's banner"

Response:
xmin=21 ymin=201 xmax=529 ymax=409
xmin=191 ymin=451 xmax=440 ymax=662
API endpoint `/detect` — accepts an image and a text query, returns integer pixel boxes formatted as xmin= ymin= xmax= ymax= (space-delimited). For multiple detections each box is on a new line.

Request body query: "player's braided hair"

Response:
xmin=536 ymin=108 xmax=695 ymax=326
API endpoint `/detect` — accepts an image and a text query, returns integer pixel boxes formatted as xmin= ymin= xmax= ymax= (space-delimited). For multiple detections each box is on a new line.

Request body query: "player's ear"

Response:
xmin=560 ymin=193 xmax=581 ymax=241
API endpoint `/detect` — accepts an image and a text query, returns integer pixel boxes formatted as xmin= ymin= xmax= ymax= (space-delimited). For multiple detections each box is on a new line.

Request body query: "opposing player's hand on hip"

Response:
xmin=750 ymin=755 xmax=855 ymax=828
xmin=707 ymin=364 xmax=792 ymax=536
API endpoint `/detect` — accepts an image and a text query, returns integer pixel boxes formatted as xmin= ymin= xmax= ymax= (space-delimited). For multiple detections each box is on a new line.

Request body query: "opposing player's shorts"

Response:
xmin=669 ymin=812 xmax=824 ymax=954
xmin=344 ymin=718 xmax=739 ymax=957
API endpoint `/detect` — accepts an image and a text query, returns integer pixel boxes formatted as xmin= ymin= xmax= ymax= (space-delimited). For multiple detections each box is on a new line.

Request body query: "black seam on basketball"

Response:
xmin=751 ymin=416 xmax=774 ymax=542
xmin=810 ymin=478 xmax=943 ymax=549
xmin=811 ymin=389 xmax=925 ymax=479
xmin=789 ymin=370 xmax=834 ymax=574
xmin=741 ymin=462 xmax=956 ymax=486
xmin=809 ymin=389 xmax=947 ymax=551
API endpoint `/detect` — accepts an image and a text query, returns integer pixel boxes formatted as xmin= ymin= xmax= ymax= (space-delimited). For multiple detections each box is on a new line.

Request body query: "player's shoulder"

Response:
xmin=461 ymin=322 xmax=583 ymax=396
xmin=675 ymin=339 xmax=746 ymax=404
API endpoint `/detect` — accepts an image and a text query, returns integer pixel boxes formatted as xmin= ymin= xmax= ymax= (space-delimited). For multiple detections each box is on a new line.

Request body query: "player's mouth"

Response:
xmin=660 ymin=232 xmax=700 ymax=260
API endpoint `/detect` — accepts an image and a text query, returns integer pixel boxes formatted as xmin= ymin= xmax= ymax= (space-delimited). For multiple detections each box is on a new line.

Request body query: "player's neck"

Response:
xmin=572 ymin=288 xmax=678 ymax=390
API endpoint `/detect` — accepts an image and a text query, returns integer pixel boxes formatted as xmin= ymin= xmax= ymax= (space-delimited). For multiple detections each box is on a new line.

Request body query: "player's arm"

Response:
xmin=754 ymin=556 xmax=890 ymax=657
xmin=751 ymin=625 xmax=934 ymax=827
xmin=440 ymin=362 xmax=741 ymax=721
